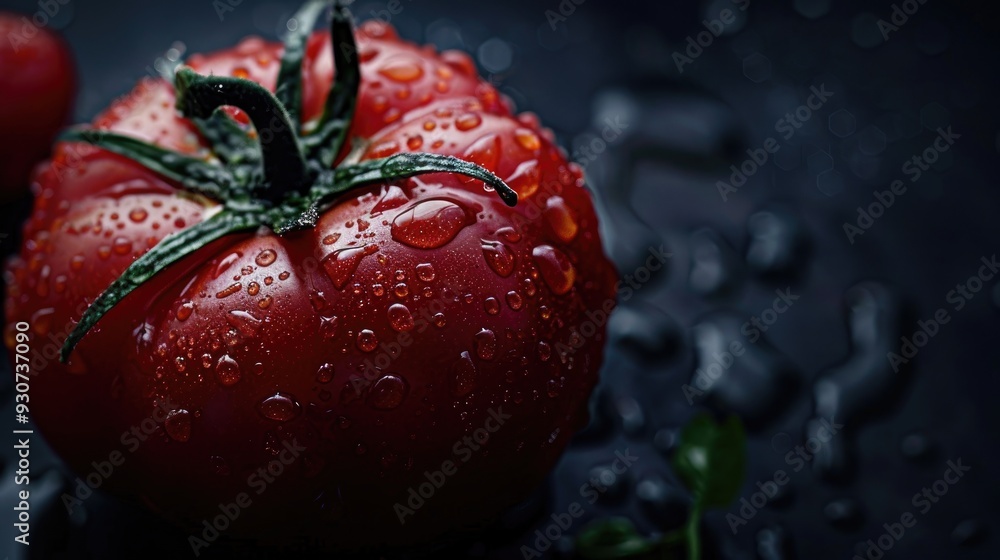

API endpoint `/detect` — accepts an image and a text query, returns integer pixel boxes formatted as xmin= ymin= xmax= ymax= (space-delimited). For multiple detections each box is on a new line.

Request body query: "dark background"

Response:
xmin=1 ymin=0 xmax=998 ymax=558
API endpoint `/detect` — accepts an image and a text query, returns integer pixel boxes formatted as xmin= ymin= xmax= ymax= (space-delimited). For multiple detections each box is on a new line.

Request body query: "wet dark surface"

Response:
xmin=1 ymin=0 xmax=998 ymax=558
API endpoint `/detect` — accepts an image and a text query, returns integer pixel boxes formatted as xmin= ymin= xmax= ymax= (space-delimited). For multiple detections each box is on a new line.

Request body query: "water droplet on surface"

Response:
xmin=455 ymin=113 xmax=482 ymax=131
xmin=532 ymin=245 xmax=576 ymax=295
xmin=506 ymin=290 xmax=524 ymax=310
xmin=215 ymin=355 xmax=241 ymax=386
xmin=544 ymin=196 xmax=579 ymax=242
xmin=258 ymin=393 xmax=301 ymax=422
xmin=316 ymin=363 xmax=334 ymax=384
xmin=164 ymin=409 xmax=192 ymax=442
xmin=462 ymin=134 xmax=501 ymax=175
xmin=322 ymin=244 xmax=378 ymax=289
xmin=537 ymin=341 xmax=552 ymax=361
xmin=482 ymin=240 xmax=515 ymax=277
xmin=515 ymin=127 xmax=542 ymax=151
xmin=497 ymin=226 xmax=521 ymax=243
xmin=357 ymin=329 xmax=378 ymax=352
xmin=505 ymin=160 xmax=540 ymax=198
xmin=391 ymin=199 xmax=470 ymax=249
xmin=176 ymin=301 xmax=194 ymax=321
xmin=216 ymin=283 xmax=242 ymax=298
xmin=378 ymin=55 xmax=424 ymax=82
xmin=369 ymin=374 xmax=408 ymax=410
xmin=452 ymin=351 xmax=477 ymax=396
xmin=388 ymin=304 xmax=415 ymax=331
xmin=320 ymin=315 xmax=339 ymax=340
xmin=247 ymin=281 xmax=260 ymax=296
xmin=475 ymin=329 xmax=497 ymax=360
xmin=129 ymin=208 xmax=148 ymax=223
xmin=484 ymin=297 xmax=500 ymax=315
xmin=416 ymin=263 xmax=436 ymax=282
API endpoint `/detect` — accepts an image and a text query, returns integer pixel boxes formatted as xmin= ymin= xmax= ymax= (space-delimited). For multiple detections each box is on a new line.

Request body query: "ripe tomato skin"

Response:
xmin=0 ymin=14 xmax=76 ymax=198
xmin=4 ymin=19 xmax=616 ymax=550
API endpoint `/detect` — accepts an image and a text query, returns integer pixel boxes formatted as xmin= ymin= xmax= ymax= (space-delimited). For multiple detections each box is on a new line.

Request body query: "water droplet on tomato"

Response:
xmin=532 ymin=245 xmax=576 ymax=295
xmin=388 ymin=303 xmax=415 ymax=331
xmin=482 ymin=240 xmax=515 ymax=277
xmin=416 ymin=263 xmax=436 ymax=282
xmin=258 ymin=393 xmax=301 ymax=422
xmin=316 ymin=363 xmax=335 ymax=384
xmin=357 ymin=329 xmax=378 ymax=352
xmin=378 ymin=55 xmax=424 ymax=82
xmin=496 ymin=226 xmax=521 ymax=243
xmin=515 ymin=127 xmax=541 ymax=151
xmin=452 ymin=351 xmax=477 ymax=396
xmin=247 ymin=281 xmax=260 ymax=296
xmin=475 ymin=329 xmax=497 ymax=360
xmin=506 ymin=159 xmax=541 ymax=198
xmin=369 ymin=374 xmax=408 ymax=410
xmin=538 ymin=341 xmax=552 ymax=362
xmin=484 ymin=297 xmax=500 ymax=315
xmin=255 ymin=249 xmax=277 ymax=267
xmin=176 ymin=301 xmax=194 ymax=321
xmin=455 ymin=113 xmax=482 ymax=131
xmin=320 ymin=315 xmax=339 ymax=340
xmin=391 ymin=199 xmax=470 ymax=249
xmin=164 ymin=409 xmax=192 ymax=442
xmin=216 ymin=355 xmax=241 ymax=386
xmin=129 ymin=208 xmax=148 ymax=223
xmin=462 ymin=134 xmax=501 ymax=176
xmin=544 ymin=196 xmax=579 ymax=242
xmin=322 ymin=244 xmax=378 ymax=289
xmin=506 ymin=290 xmax=524 ymax=310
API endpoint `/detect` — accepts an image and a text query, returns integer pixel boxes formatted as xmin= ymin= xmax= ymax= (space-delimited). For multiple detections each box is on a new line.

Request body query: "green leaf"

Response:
xmin=671 ymin=414 xmax=746 ymax=510
xmin=315 ymin=152 xmax=518 ymax=207
xmin=60 ymin=128 xmax=236 ymax=201
xmin=59 ymin=211 xmax=261 ymax=362
xmin=274 ymin=0 xmax=329 ymax=127
xmin=303 ymin=0 xmax=360 ymax=168
xmin=576 ymin=518 xmax=656 ymax=560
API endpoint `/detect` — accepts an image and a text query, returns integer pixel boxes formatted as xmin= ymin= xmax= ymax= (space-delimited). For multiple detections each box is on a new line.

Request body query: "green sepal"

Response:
xmin=59 ymin=211 xmax=261 ymax=361
xmin=60 ymin=128 xmax=236 ymax=201
xmin=302 ymin=0 xmax=360 ymax=168
xmin=274 ymin=0 xmax=329 ymax=126
xmin=316 ymin=152 xmax=519 ymax=207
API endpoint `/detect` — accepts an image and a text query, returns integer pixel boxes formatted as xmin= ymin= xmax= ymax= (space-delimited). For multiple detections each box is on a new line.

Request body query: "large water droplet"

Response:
xmin=391 ymin=199 xmax=470 ymax=249
xmin=369 ymin=374 xmax=409 ymax=410
xmin=532 ymin=245 xmax=576 ymax=295
xmin=506 ymin=160 xmax=540 ymax=198
xmin=452 ymin=351 xmax=477 ymax=396
xmin=255 ymin=249 xmax=277 ymax=267
xmin=475 ymin=329 xmax=497 ymax=360
xmin=316 ymin=363 xmax=335 ymax=384
xmin=215 ymin=355 xmax=241 ymax=386
xmin=322 ymin=244 xmax=378 ymax=289
xmin=388 ymin=303 xmax=415 ymax=331
xmin=462 ymin=133 xmax=501 ymax=175
xmin=544 ymin=196 xmax=579 ymax=242
xmin=482 ymin=240 xmax=515 ymax=277
xmin=416 ymin=263 xmax=436 ymax=282
xmin=378 ymin=55 xmax=424 ymax=82
xmin=164 ymin=409 xmax=192 ymax=442
xmin=357 ymin=329 xmax=378 ymax=352
xmin=258 ymin=393 xmax=301 ymax=422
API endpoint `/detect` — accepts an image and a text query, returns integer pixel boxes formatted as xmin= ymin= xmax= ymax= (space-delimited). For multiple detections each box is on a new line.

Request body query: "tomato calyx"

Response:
xmin=57 ymin=0 xmax=518 ymax=362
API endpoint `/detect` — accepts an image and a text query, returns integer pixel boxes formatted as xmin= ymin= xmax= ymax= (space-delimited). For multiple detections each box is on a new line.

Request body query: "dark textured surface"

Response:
xmin=1 ymin=0 xmax=998 ymax=558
